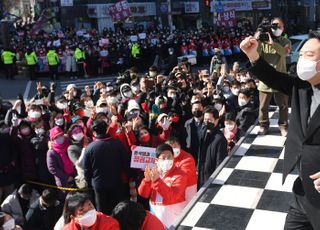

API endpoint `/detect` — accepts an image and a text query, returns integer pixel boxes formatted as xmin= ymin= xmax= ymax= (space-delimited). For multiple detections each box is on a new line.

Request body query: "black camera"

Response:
xmin=257 ymin=20 xmax=278 ymax=42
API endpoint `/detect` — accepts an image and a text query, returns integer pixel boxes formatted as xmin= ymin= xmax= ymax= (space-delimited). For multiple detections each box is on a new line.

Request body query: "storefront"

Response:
xmin=210 ymin=0 xmax=272 ymax=28
xmin=87 ymin=2 xmax=156 ymax=32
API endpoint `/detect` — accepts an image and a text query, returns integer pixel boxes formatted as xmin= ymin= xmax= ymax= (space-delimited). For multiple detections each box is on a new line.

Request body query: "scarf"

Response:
xmin=224 ymin=125 xmax=238 ymax=142
xmin=52 ymin=139 xmax=74 ymax=175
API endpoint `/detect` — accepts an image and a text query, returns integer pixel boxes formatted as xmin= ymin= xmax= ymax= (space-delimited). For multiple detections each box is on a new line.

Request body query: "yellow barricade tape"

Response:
xmin=26 ymin=180 xmax=90 ymax=192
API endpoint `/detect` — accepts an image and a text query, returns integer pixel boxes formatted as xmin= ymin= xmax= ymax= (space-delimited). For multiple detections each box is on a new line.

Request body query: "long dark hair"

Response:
xmin=63 ymin=192 xmax=92 ymax=224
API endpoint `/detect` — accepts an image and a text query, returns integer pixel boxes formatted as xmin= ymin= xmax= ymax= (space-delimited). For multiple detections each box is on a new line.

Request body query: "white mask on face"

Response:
xmin=232 ymin=88 xmax=240 ymax=96
xmin=123 ymin=91 xmax=133 ymax=98
xmin=158 ymin=159 xmax=174 ymax=172
xmin=85 ymin=101 xmax=94 ymax=109
xmin=214 ymin=103 xmax=223 ymax=111
xmin=96 ymin=107 xmax=109 ymax=114
xmin=72 ymin=132 xmax=84 ymax=141
xmin=2 ymin=218 xmax=15 ymax=230
xmin=55 ymin=118 xmax=64 ymax=126
xmin=77 ymin=209 xmax=97 ymax=227
xmin=55 ymin=136 xmax=65 ymax=145
xmin=35 ymin=127 xmax=46 ymax=135
xmin=271 ymin=28 xmax=283 ymax=37
xmin=173 ymin=148 xmax=181 ymax=158
xmin=225 ymin=124 xmax=235 ymax=131
xmin=238 ymin=99 xmax=248 ymax=107
xmin=29 ymin=111 xmax=41 ymax=119
xmin=297 ymin=57 xmax=320 ymax=81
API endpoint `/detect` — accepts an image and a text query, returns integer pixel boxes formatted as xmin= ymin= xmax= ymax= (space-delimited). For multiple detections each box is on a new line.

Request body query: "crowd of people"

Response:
xmin=0 ymin=23 xmax=253 ymax=80
xmin=0 ymin=44 xmax=261 ymax=228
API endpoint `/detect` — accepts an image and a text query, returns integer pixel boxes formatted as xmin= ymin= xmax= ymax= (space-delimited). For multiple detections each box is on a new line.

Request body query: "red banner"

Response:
xmin=216 ymin=10 xmax=236 ymax=27
xmin=108 ymin=0 xmax=132 ymax=22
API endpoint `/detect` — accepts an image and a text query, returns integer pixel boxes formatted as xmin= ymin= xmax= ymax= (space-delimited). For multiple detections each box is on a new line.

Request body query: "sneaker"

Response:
xmin=258 ymin=127 xmax=268 ymax=135
xmin=279 ymin=127 xmax=288 ymax=137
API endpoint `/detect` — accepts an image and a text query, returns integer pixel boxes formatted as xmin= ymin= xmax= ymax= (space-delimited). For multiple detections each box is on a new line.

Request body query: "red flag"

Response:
xmin=108 ymin=0 xmax=132 ymax=22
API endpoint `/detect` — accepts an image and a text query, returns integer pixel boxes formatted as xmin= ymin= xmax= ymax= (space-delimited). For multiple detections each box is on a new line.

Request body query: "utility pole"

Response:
xmin=167 ymin=0 xmax=173 ymax=32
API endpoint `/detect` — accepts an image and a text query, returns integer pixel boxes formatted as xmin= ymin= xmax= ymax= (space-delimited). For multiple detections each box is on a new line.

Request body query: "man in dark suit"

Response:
xmin=240 ymin=31 xmax=320 ymax=229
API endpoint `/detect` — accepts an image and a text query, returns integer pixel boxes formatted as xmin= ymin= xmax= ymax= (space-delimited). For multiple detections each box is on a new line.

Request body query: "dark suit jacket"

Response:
xmin=249 ymin=57 xmax=320 ymax=207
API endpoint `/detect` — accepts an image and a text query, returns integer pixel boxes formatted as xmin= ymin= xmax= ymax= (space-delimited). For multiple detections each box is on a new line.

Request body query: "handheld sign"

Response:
xmin=130 ymin=146 xmax=156 ymax=169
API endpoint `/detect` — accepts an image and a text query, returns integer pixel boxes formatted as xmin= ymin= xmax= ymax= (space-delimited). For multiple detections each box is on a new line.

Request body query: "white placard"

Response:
xmin=138 ymin=33 xmax=146 ymax=39
xmin=130 ymin=146 xmax=156 ymax=169
xmin=130 ymin=35 xmax=138 ymax=42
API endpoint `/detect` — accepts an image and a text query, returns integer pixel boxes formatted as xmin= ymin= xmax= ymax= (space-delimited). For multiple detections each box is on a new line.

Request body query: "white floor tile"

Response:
xmin=269 ymin=119 xmax=279 ymax=127
xmin=235 ymin=156 xmax=278 ymax=173
xmin=265 ymin=173 xmax=298 ymax=192
xmin=246 ymin=209 xmax=287 ymax=230
xmin=212 ymin=168 xmax=234 ymax=185
xmin=268 ymin=111 xmax=275 ymax=118
xmin=180 ymin=202 xmax=210 ymax=227
xmin=252 ymin=135 xmax=286 ymax=147
xmin=211 ymin=185 xmax=264 ymax=209
xmin=279 ymin=148 xmax=285 ymax=159
xmin=234 ymin=143 xmax=252 ymax=156
xmin=250 ymin=126 xmax=260 ymax=135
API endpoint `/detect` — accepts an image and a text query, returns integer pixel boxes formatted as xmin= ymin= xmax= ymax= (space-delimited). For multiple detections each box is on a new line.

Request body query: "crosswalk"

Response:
xmin=59 ymin=76 xmax=117 ymax=92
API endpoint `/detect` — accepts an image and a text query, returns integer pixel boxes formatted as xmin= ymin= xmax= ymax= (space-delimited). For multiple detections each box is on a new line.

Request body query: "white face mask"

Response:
xmin=131 ymin=86 xmax=140 ymax=94
xmin=149 ymin=71 xmax=157 ymax=78
xmin=158 ymin=159 xmax=174 ymax=172
xmin=2 ymin=218 xmax=15 ymax=230
xmin=173 ymin=148 xmax=181 ymax=158
xmin=55 ymin=118 xmax=64 ymax=126
xmin=96 ymin=107 xmax=109 ymax=114
xmin=232 ymin=88 xmax=240 ymax=96
xmin=123 ymin=91 xmax=133 ymax=98
xmin=77 ymin=209 xmax=97 ymax=227
xmin=297 ymin=57 xmax=320 ymax=81
xmin=85 ymin=101 xmax=94 ymax=109
xmin=72 ymin=132 xmax=84 ymax=141
xmin=55 ymin=136 xmax=65 ymax=145
xmin=35 ymin=127 xmax=46 ymax=135
xmin=225 ymin=124 xmax=235 ymax=131
xmin=56 ymin=102 xmax=68 ymax=110
xmin=271 ymin=28 xmax=283 ymax=37
xmin=29 ymin=111 xmax=41 ymax=119
xmin=238 ymin=99 xmax=248 ymax=107
xmin=214 ymin=103 xmax=223 ymax=111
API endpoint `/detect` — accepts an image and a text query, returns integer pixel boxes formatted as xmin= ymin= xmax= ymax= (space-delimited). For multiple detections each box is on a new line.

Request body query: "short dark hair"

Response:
xmin=41 ymin=189 xmax=58 ymax=206
xmin=90 ymin=119 xmax=107 ymax=135
xmin=18 ymin=184 xmax=32 ymax=196
xmin=272 ymin=17 xmax=284 ymax=25
xmin=204 ymin=106 xmax=219 ymax=119
xmin=111 ymin=200 xmax=146 ymax=230
xmin=165 ymin=136 xmax=181 ymax=146
xmin=156 ymin=143 xmax=174 ymax=158
xmin=63 ymin=192 xmax=92 ymax=224
xmin=239 ymin=88 xmax=251 ymax=98
xmin=225 ymin=112 xmax=236 ymax=121
xmin=309 ymin=31 xmax=320 ymax=40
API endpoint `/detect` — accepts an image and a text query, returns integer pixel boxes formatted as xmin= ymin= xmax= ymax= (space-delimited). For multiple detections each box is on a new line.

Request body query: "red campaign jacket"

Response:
xmin=141 ymin=211 xmax=165 ymax=230
xmin=62 ymin=211 xmax=120 ymax=230
xmin=138 ymin=166 xmax=187 ymax=206
xmin=174 ymin=149 xmax=197 ymax=187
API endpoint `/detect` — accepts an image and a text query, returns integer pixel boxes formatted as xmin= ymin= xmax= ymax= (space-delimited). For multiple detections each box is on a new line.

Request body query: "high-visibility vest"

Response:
xmin=131 ymin=44 xmax=140 ymax=58
xmin=75 ymin=48 xmax=85 ymax=62
xmin=25 ymin=52 xmax=38 ymax=65
xmin=46 ymin=50 xmax=59 ymax=66
xmin=1 ymin=51 xmax=15 ymax=64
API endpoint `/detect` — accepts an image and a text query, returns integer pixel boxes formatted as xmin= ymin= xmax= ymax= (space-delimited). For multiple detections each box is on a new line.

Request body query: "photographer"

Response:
xmin=255 ymin=17 xmax=291 ymax=136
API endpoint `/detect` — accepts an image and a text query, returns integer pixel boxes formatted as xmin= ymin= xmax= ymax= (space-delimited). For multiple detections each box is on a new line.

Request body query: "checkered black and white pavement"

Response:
xmin=175 ymin=108 xmax=296 ymax=230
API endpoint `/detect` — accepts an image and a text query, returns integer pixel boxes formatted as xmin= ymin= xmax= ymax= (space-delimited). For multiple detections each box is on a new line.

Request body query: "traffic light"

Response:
xmin=205 ymin=0 xmax=210 ymax=7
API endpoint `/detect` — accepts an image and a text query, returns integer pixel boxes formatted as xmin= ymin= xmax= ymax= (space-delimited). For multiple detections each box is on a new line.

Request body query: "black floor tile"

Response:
xmin=256 ymin=190 xmax=293 ymax=213
xmin=199 ymin=184 xmax=222 ymax=203
xmin=225 ymin=156 xmax=242 ymax=168
xmin=245 ymin=145 xmax=283 ymax=158
xmin=196 ymin=204 xmax=254 ymax=230
xmin=243 ymin=134 xmax=258 ymax=144
xmin=226 ymin=170 xmax=271 ymax=188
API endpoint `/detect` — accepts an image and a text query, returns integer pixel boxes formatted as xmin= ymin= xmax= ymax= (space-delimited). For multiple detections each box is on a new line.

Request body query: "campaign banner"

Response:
xmin=108 ymin=0 xmax=132 ymax=22
xmin=216 ymin=10 xmax=236 ymax=27
xmin=130 ymin=146 xmax=156 ymax=169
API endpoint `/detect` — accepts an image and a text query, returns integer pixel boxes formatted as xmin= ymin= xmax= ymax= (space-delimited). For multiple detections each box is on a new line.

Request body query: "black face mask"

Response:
xmin=192 ymin=110 xmax=203 ymax=118
xmin=204 ymin=121 xmax=215 ymax=130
